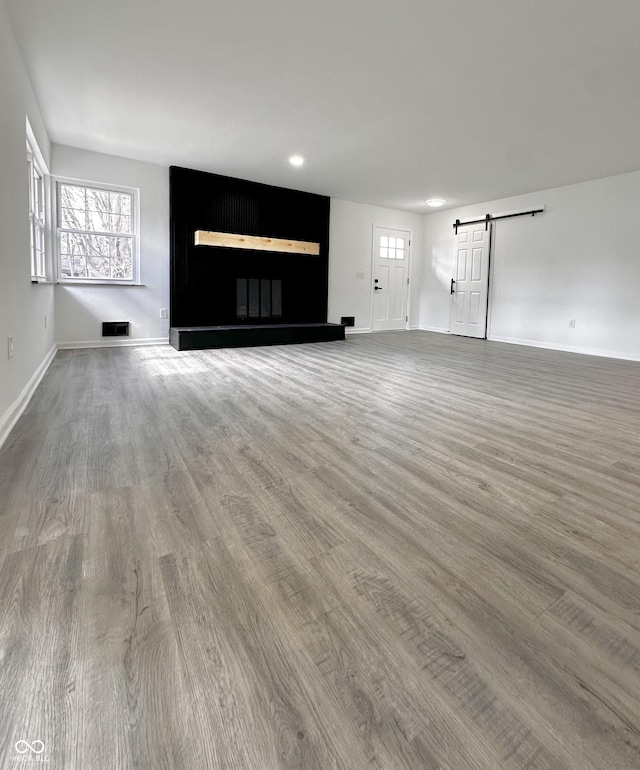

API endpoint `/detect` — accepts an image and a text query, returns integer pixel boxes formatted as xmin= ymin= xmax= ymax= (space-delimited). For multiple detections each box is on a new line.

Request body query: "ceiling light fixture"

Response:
xmin=425 ymin=199 xmax=446 ymax=207
xmin=289 ymin=155 xmax=305 ymax=167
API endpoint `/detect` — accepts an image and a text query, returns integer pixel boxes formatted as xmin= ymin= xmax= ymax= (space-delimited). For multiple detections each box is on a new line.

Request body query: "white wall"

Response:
xmin=0 ymin=0 xmax=56 ymax=445
xmin=421 ymin=171 xmax=640 ymax=361
xmin=329 ymin=198 xmax=424 ymax=332
xmin=52 ymin=145 xmax=170 ymax=347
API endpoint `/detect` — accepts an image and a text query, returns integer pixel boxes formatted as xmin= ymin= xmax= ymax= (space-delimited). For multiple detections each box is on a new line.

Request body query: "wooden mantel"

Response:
xmin=194 ymin=230 xmax=320 ymax=256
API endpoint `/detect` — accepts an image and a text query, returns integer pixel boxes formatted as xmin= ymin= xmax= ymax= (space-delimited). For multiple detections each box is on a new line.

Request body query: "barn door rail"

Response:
xmin=453 ymin=208 xmax=544 ymax=234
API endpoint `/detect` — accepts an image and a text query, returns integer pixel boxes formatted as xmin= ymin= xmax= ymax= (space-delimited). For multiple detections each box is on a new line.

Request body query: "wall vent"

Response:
xmin=340 ymin=316 xmax=355 ymax=327
xmin=102 ymin=321 xmax=130 ymax=337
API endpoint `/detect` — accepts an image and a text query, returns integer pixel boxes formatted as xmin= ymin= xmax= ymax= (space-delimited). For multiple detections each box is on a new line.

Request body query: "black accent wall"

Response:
xmin=170 ymin=166 xmax=331 ymax=327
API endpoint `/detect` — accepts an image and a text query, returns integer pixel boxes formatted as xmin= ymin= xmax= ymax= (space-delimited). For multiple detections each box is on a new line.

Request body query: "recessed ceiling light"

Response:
xmin=289 ymin=155 xmax=305 ymax=167
xmin=425 ymin=199 xmax=446 ymax=207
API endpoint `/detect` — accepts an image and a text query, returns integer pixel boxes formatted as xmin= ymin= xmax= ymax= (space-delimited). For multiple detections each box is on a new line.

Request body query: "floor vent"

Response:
xmin=102 ymin=321 xmax=130 ymax=337
xmin=340 ymin=316 xmax=355 ymax=327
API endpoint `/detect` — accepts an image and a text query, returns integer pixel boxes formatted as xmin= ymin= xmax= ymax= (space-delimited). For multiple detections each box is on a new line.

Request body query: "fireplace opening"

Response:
xmin=236 ymin=278 xmax=283 ymax=320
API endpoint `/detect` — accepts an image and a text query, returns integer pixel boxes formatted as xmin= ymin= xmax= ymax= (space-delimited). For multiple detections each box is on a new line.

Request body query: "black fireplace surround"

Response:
xmin=169 ymin=166 xmax=344 ymax=349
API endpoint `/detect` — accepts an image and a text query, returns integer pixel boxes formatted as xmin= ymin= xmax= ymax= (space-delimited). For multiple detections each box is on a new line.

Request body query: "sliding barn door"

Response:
xmin=449 ymin=224 xmax=491 ymax=338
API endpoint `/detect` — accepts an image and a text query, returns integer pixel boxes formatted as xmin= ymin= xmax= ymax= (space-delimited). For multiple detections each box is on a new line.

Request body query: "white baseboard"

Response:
xmin=347 ymin=326 xmax=423 ymax=335
xmin=57 ymin=337 xmax=169 ymax=350
xmin=488 ymin=335 xmax=640 ymax=363
xmin=419 ymin=325 xmax=449 ymax=334
xmin=0 ymin=344 xmax=58 ymax=450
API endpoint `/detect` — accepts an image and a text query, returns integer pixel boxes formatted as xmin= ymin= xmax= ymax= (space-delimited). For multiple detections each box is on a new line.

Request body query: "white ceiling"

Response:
xmin=6 ymin=0 xmax=640 ymax=212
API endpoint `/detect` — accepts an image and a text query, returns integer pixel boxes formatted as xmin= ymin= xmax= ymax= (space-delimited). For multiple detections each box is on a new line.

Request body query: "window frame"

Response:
xmin=26 ymin=125 xmax=51 ymax=282
xmin=55 ymin=177 xmax=141 ymax=285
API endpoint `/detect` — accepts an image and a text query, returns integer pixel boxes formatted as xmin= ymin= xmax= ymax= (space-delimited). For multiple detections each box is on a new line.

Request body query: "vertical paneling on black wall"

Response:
xmin=170 ymin=166 xmax=330 ymax=327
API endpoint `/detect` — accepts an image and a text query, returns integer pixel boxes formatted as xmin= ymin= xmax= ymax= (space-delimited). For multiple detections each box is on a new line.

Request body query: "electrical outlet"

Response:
xmin=569 ymin=319 xmax=576 ymax=328
xmin=8 ymin=337 xmax=14 ymax=359
xmin=159 ymin=308 xmax=168 ymax=319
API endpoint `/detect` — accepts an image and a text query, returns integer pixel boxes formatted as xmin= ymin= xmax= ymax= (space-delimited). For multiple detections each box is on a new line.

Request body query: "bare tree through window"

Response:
xmin=58 ymin=183 xmax=134 ymax=280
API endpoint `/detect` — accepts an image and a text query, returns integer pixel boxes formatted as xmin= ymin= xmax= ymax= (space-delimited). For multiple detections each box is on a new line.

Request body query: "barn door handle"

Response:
xmin=450 ymin=278 xmax=456 ymax=294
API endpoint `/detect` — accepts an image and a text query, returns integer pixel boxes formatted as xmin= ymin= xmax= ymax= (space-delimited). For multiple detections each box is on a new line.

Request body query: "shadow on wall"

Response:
xmin=432 ymin=241 xmax=452 ymax=288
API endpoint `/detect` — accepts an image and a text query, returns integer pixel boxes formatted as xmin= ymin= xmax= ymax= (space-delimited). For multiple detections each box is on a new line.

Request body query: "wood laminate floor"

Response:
xmin=1 ymin=331 xmax=640 ymax=769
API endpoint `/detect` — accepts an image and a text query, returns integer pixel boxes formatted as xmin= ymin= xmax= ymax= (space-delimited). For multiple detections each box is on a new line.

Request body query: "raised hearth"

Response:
xmin=170 ymin=323 xmax=345 ymax=351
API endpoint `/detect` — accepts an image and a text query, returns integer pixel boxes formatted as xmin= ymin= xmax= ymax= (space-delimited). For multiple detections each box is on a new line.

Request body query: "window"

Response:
xmin=27 ymin=139 xmax=47 ymax=279
xmin=56 ymin=181 xmax=139 ymax=282
xmin=379 ymin=235 xmax=405 ymax=260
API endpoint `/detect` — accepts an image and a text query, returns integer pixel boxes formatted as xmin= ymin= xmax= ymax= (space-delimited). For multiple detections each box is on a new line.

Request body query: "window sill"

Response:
xmin=56 ymin=281 xmax=145 ymax=287
xmin=31 ymin=278 xmax=55 ymax=284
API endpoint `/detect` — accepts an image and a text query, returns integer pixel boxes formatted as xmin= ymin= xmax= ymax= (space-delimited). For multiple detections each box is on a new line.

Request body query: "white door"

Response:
xmin=372 ymin=226 xmax=410 ymax=331
xmin=449 ymin=224 xmax=491 ymax=338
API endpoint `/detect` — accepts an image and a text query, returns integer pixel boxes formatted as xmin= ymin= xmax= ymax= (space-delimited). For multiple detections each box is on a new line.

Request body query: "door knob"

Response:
xmin=450 ymin=278 xmax=456 ymax=294
xmin=374 ymin=286 xmax=382 ymax=291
